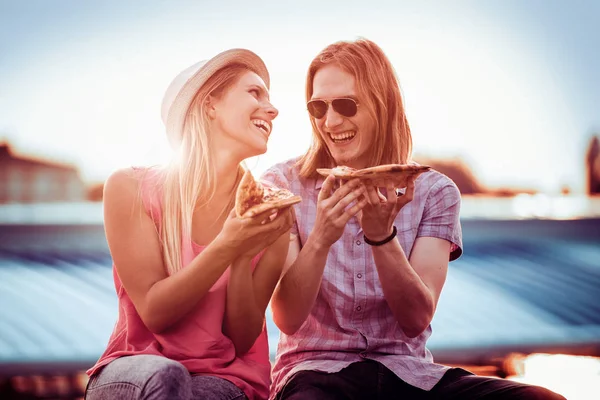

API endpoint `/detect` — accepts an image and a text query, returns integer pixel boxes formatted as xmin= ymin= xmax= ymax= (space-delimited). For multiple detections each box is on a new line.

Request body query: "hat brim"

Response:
xmin=164 ymin=48 xmax=270 ymax=148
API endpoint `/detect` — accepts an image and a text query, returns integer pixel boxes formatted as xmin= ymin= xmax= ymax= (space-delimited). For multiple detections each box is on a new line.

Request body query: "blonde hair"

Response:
xmin=297 ymin=38 xmax=413 ymax=178
xmin=159 ymin=64 xmax=249 ymax=275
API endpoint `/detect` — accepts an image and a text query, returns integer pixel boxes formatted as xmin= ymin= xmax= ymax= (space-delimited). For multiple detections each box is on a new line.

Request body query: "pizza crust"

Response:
xmin=240 ymin=194 xmax=302 ymax=218
xmin=316 ymin=163 xmax=430 ymax=187
xmin=235 ymin=169 xmax=264 ymax=218
xmin=235 ymin=170 xmax=302 ymax=218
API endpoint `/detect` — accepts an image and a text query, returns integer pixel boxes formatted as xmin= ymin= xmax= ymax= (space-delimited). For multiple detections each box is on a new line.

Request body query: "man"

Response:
xmin=262 ymin=38 xmax=564 ymax=399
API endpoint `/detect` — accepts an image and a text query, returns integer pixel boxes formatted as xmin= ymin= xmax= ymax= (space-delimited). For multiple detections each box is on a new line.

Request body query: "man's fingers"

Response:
xmin=332 ymin=178 xmax=361 ymax=202
xmin=386 ymin=183 xmax=396 ymax=203
xmin=319 ymin=178 xmax=361 ymax=210
xmin=364 ymin=185 xmax=378 ymax=205
xmin=394 ymin=178 xmax=416 ymax=211
xmin=377 ymin=188 xmax=387 ymax=203
xmin=404 ymin=177 xmax=416 ymax=201
xmin=318 ymin=175 xmax=336 ymax=202
xmin=331 ymin=184 xmax=365 ymax=216
xmin=338 ymin=196 xmax=368 ymax=225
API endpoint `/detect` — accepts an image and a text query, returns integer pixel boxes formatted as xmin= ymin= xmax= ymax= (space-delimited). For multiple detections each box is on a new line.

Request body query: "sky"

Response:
xmin=1 ymin=0 xmax=599 ymax=193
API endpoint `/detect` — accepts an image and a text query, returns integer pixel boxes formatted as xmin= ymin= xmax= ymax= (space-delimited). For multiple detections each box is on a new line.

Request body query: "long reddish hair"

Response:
xmin=297 ymin=38 xmax=413 ymax=178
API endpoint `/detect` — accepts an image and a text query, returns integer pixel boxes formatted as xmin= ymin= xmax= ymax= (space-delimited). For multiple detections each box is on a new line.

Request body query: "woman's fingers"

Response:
xmin=253 ymin=207 xmax=292 ymax=234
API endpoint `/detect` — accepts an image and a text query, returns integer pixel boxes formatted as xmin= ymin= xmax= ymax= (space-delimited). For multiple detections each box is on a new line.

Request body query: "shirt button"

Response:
xmin=356 ymin=306 xmax=362 ymax=311
xmin=357 ymin=273 xmax=362 ymax=279
xmin=356 ymin=240 xmax=362 ymax=246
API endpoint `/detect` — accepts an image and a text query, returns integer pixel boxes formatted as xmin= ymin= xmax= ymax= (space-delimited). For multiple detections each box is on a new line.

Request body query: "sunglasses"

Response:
xmin=307 ymin=98 xmax=359 ymax=119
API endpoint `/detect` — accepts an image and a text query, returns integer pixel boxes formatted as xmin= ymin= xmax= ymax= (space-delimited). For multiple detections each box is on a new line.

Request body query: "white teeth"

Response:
xmin=252 ymin=119 xmax=271 ymax=135
xmin=329 ymin=131 xmax=356 ymax=142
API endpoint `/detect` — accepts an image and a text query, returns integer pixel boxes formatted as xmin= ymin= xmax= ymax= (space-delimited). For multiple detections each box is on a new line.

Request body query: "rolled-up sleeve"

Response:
xmin=417 ymin=178 xmax=463 ymax=261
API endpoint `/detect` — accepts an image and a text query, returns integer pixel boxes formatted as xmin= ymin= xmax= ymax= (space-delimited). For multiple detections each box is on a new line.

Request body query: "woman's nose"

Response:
xmin=265 ymin=102 xmax=279 ymax=120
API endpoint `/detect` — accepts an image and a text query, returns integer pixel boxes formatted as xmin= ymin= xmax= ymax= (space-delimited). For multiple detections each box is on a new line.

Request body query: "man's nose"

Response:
xmin=324 ymin=106 xmax=343 ymax=129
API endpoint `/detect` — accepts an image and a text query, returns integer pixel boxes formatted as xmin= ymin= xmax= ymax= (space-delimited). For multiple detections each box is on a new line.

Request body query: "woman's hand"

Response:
xmin=216 ymin=206 xmax=294 ymax=261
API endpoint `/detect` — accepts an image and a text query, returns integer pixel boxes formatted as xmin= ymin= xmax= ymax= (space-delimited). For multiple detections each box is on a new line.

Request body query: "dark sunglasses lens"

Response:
xmin=307 ymin=100 xmax=327 ymax=119
xmin=332 ymin=98 xmax=358 ymax=117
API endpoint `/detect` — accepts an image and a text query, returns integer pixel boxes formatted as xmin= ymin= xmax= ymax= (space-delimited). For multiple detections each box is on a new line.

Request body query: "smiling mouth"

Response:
xmin=329 ymin=131 xmax=356 ymax=143
xmin=252 ymin=119 xmax=271 ymax=136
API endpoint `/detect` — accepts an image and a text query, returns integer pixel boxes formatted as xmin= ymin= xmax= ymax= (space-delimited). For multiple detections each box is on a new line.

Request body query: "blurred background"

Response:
xmin=1 ymin=0 xmax=599 ymax=399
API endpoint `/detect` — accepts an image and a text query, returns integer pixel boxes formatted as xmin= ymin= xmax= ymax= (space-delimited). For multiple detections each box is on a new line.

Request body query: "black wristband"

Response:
xmin=363 ymin=226 xmax=397 ymax=246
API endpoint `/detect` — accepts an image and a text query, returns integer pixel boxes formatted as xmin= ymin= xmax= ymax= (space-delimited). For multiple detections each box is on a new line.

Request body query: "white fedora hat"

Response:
xmin=161 ymin=48 xmax=270 ymax=148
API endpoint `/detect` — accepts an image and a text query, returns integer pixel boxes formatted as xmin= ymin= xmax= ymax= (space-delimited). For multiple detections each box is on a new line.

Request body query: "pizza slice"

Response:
xmin=316 ymin=163 xmax=430 ymax=187
xmin=316 ymin=165 xmax=358 ymax=179
xmin=235 ymin=169 xmax=302 ymax=218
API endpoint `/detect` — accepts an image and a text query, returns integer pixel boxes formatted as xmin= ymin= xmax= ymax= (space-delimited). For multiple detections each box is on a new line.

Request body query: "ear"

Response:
xmin=206 ymin=95 xmax=217 ymax=119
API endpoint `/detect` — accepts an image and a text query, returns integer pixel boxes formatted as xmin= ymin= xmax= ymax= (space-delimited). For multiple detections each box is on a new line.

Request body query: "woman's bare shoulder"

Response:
xmin=104 ymin=168 xmax=143 ymax=200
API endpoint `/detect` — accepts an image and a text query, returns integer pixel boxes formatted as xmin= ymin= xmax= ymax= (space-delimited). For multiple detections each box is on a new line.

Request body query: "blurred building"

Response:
xmin=414 ymin=156 xmax=485 ymax=195
xmin=86 ymin=182 xmax=104 ymax=202
xmin=586 ymin=135 xmax=600 ymax=195
xmin=0 ymin=143 xmax=86 ymax=203
xmin=414 ymin=156 xmax=538 ymax=196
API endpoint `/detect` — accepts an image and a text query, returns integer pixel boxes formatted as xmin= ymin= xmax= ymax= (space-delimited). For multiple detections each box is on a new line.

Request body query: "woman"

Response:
xmin=85 ymin=49 xmax=293 ymax=400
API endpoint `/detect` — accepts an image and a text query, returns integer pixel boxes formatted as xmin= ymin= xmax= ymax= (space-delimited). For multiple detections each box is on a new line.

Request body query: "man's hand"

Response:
xmin=311 ymin=175 xmax=368 ymax=248
xmin=359 ymin=175 xmax=416 ymax=241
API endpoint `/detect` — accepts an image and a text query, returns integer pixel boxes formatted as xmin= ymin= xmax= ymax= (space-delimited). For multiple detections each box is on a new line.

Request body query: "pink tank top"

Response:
xmin=87 ymin=167 xmax=271 ymax=400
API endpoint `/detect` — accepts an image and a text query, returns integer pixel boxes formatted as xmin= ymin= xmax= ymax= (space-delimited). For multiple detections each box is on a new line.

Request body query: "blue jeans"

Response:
xmin=85 ymin=355 xmax=248 ymax=400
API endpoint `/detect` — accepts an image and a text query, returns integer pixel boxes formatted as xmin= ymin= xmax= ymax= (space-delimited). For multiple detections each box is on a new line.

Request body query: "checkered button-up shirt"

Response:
xmin=261 ymin=158 xmax=463 ymax=398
